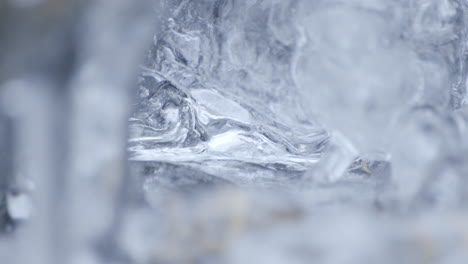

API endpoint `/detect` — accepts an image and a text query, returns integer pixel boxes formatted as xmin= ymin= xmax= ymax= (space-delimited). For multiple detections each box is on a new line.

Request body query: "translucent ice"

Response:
xmin=127 ymin=1 xmax=468 ymax=263
xmin=2 ymin=0 xmax=468 ymax=264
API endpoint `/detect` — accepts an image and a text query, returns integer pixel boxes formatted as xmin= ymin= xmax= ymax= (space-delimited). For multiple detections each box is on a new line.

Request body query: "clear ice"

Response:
xmin=1 ymin=0 xmax=468 ymax=264
xmin=128 ymin=0 xmax=468 ymax=263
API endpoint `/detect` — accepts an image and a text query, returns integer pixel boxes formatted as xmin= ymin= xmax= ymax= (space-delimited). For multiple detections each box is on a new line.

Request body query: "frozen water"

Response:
xmin=131 ymin=0 xmax=330 ymax=183
xmin=1 ymin=0 xmax=468 ymax=264
xmin=131 ymin=0 xmax=468 ymax=184
xmin=126 ymin=0 xmax=468 ymax=263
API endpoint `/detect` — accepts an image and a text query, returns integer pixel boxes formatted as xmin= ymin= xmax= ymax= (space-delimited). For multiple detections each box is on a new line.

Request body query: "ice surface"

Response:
xmin=126 ymin=0 xmax=468 ymax=263
xmin=132 ymin=0 xmax=468 ymax=183
xmin=1 ymin=0 xmax=468 ymax=264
